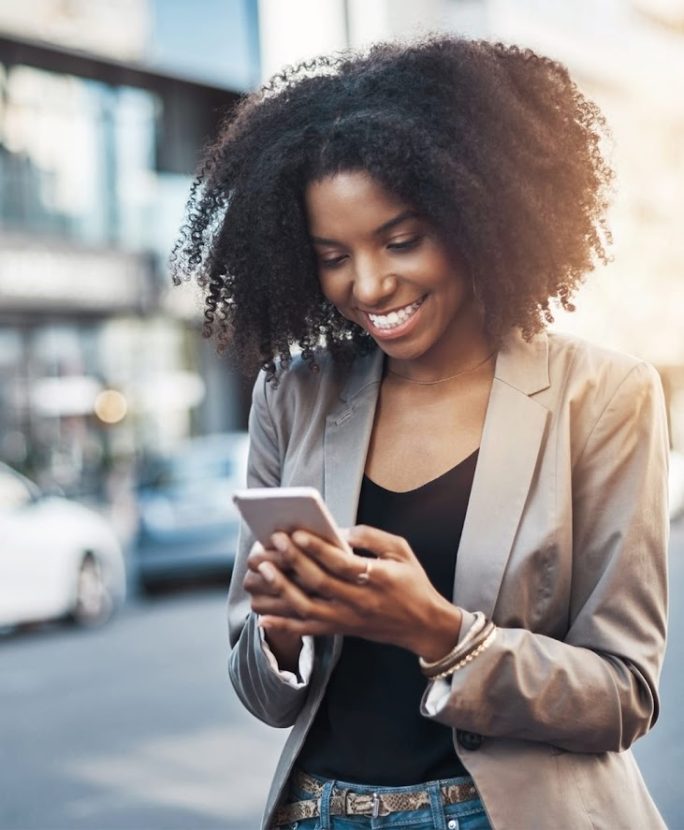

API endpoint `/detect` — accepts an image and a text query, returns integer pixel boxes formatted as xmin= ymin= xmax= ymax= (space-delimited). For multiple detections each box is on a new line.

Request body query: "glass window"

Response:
xmin=149 ymin=0 xmax=260 ymax=91
xmin=0 ymin=64 xmax=159 ymax=251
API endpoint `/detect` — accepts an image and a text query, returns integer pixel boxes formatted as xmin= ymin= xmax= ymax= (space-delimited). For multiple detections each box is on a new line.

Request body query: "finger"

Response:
xmin=250 ymin=593 xmax=308 ymax=618
xmin=259 ymin=614 xmax=342 ymax=638
xmin=269 ymin=532 xmax=358 ymax=597
xmin=288 ymin=530 xmax=374 ymax=585
xmin=247 ymin=546 xmax=292 ymax=574
xmin=243 ymin=567 xmax=284 ymax=597
xmin=246 ymin=549 xmax=326 ymax=596
xmin=346 ymin=525 xmax=415 ymax=562
xmin=253 ymin=559 xmax=322 ymax=620
xmin=246 ymin=541 xmax=268 ymax=570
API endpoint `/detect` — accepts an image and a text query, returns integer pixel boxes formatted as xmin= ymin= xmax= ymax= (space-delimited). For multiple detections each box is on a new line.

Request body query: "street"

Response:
xmin=633 ymin=515 xmax=684 ymax=826
xmin=0 ymin=587 xmax=286 ymax=830
xmin=1 ymin=521 xmax=682 ymax=830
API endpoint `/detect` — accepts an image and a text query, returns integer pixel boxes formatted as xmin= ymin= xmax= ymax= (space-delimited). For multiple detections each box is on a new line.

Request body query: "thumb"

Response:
xmin=346 ymin=524 xmax=415 ymax=561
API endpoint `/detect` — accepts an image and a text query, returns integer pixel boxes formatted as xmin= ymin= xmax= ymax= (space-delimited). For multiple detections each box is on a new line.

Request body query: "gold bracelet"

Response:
xmin=417 ymin=612 xmax=487 ymax=674
xmin=420 ymin=621 xmax=496 ymax=678
xmin=429 ymin=626 xmax=497 ymax=681
xmin=418 ymin=612 xmax=488 ymax=676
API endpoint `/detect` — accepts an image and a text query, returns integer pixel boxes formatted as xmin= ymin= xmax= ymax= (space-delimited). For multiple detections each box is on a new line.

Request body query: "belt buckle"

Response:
xmin=348 ymin=791 xmax=380 ymax=817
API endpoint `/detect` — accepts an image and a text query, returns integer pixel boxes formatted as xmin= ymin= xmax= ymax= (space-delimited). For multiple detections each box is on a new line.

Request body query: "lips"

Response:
xmin=366 ymin=298 xmax=424 ymax=330
xmin=362 ymin=296 xmax=427 ymax=340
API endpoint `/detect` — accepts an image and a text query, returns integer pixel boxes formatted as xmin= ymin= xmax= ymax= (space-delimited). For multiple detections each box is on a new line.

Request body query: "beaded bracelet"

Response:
xmin=417 ymin=611 xmax=488 ymax=677
xmin=418 ymin=612 xmax=487 ymax=674
xmin=427 ymin=625 xmax=497 ymax=681
xmin=419 ymin=620 xmax=496 ymax=679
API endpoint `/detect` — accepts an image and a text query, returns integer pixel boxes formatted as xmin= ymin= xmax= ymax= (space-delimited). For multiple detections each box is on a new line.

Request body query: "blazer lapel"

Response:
xmin=323 ymin=348 xmax=384 ymax=528
xmin=322 ymin=348 xmax=384 ymax=666
xmin=453 ymin=330 xmax=551 ymax=617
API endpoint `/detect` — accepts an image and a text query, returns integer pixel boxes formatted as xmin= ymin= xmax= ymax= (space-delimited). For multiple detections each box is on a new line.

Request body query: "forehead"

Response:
xmin=304 ymin=171 xmax=412 ymax=237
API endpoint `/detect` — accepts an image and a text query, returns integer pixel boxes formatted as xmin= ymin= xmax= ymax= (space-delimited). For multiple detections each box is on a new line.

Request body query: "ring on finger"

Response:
xmin=355 ymin=558 xmax=372 ymax=585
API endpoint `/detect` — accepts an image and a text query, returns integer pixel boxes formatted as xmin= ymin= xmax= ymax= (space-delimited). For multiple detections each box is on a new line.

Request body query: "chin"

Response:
xmin=374 ymin=339 xmax=430 ymax=361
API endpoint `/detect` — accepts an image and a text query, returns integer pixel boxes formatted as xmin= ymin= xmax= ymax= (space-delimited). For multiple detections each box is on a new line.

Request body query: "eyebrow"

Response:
xmin=310 ymin=210 xmax=419 ymax=246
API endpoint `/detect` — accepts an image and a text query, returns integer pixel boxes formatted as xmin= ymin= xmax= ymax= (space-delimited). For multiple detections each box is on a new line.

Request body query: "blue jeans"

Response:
xmin=275 ymin=770 xmax=492 ymax=829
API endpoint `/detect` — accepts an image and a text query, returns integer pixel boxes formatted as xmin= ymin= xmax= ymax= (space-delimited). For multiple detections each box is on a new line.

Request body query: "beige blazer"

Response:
xmin=227 ymin=328 xmax=669 ymax=830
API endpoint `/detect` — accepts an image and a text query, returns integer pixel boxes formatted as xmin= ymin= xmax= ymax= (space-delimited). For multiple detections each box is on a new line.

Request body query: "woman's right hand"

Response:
xmin=243 ymin=541 xmax=304 ymax=674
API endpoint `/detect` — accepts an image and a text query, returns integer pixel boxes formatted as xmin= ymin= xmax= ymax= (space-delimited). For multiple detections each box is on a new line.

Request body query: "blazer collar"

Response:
xmin=494 ymin=326 xmax=550 ymax=396
xmin=339 ymin=347 xmax=384 ymax=404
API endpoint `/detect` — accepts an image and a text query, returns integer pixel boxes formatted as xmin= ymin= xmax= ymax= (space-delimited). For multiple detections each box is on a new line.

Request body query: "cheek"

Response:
xmin=318 ymin=274 xmax=347 ymax=308
xmin=431 ymin=258 xmax=471 ymax=304
xmin=420 ymin=238 xmax=469 ymax=289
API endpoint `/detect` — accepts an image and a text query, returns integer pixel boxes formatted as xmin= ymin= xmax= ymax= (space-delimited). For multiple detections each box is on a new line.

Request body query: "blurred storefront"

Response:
xmin=0 ymin=0 xmax=260 ymax=498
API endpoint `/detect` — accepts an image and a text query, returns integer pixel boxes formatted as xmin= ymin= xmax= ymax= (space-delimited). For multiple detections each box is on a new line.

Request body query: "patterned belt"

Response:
xmin=274 ymin=769 xmax=479 ymax=825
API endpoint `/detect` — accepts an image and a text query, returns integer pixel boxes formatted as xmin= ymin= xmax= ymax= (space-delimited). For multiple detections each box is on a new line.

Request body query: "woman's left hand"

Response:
xmin=258 ymin=525 xmax=463 ymax=661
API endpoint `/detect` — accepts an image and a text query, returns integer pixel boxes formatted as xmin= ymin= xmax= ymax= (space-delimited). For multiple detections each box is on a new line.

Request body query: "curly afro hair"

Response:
xmin=171 ymin=35 xmax=613 ymax=383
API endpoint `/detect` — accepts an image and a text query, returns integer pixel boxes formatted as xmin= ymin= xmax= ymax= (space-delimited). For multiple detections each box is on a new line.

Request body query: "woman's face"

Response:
xmin=305 ymin=171 xmax=485 ymax=369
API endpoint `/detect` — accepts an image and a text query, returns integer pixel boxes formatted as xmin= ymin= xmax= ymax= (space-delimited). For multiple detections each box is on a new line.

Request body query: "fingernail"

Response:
xmin=292 ymin=531 xmax=309 ymax=547
xmin=272 ymin=534 xmax=288 ymax=552
xmin=258 ymin=562 xmax=277 ymax=582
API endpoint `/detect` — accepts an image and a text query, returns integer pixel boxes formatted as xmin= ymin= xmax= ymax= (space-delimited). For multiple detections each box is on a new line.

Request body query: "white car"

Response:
xmin=0 ymin=462 xmax=126 ymax=629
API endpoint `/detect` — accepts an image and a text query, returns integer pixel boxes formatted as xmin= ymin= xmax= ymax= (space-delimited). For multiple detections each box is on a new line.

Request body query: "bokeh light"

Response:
xmin=94 ymin=389 xmax=128 ymax=424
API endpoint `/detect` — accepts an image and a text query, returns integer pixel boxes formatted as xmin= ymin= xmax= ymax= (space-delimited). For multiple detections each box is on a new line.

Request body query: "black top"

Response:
xmin=297 ymin=449 xmax=478 ymax=785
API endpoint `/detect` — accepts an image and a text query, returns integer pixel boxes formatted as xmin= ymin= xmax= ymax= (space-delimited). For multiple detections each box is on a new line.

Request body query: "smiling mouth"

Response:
xmin=364 ymin=297 xmax=426 ymax=330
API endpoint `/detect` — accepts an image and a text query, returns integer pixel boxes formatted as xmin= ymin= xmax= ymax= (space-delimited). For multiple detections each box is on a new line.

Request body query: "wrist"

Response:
xmin=409 ymin=598 xmax=463 ymax=661
xmin=262 ymin=626 xmax=303 ymax=674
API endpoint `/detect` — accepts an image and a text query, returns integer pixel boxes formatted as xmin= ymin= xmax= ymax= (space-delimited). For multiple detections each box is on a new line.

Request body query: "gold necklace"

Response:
xmin=387 ymin=349 xmax=497 ymax=385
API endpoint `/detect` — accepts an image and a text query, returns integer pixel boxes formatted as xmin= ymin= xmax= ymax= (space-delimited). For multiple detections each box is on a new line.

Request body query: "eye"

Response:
xmin=319 ymin=254 xmax=348 ymax=269
xmin=387 ymin=235 xmax=422 ymax=252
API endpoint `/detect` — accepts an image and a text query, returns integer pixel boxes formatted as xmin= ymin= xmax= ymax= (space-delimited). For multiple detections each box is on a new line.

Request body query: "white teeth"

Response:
xmin=368 ymin=299 xmax=423 ymax=330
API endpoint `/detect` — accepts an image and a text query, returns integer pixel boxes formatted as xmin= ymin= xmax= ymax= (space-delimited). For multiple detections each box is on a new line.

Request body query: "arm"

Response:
xmin=422 ymin=361 xmax=669 ymax=752
xmin=227 ymin=373 xmax=312 ymax=728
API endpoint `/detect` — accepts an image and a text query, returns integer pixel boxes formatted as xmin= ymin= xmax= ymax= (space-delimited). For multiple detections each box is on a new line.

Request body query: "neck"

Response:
xmin=386 ymin=303 xmax=494 ymax=385
xmin=387 ymin=349 xmax=496 ymax=385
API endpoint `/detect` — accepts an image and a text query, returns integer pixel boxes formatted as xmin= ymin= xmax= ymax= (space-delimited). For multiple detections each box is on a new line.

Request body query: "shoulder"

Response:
xmin=547 ymin=330 xmax=645 ymax=376
xmin=263 ymin=348 xmax=341 ymax=399
xmin=542 ymin=332 xmax=665 ymax=458
xmin=252 ymin=347 xmax=353 ymax=431
xmin=545 ymin=330 xmax=661 ymax=403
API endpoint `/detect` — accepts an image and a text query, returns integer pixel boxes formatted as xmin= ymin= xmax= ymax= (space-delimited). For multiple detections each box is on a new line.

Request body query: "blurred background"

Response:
xmin=0 ymin=1 xmax=682 ymax=828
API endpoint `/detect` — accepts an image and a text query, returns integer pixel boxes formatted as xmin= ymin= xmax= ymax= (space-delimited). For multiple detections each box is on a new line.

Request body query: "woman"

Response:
xmin=172 ymin=36 xmax=669 ymax=830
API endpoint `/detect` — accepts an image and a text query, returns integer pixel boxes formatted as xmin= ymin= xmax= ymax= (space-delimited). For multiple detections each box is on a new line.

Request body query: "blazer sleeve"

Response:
xmin=422 ymin=361 xmax=670 ymax=753
xmin=227 ymin=373 xmax=311 ymax=728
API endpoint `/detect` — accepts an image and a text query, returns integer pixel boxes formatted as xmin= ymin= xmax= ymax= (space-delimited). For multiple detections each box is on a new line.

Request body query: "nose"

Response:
xmin=351 ymin=254 xmax=397 ymax=309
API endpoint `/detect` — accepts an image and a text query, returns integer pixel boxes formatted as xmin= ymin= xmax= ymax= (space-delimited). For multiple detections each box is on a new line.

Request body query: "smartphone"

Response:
xmin=232 ymin=486 xmax=353 ymax=554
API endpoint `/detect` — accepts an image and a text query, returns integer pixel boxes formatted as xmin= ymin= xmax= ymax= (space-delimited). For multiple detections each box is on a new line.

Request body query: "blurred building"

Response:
xmin=3 ymin=0 xmax=682 ymax=502
xmin=482 ymin=0 xmax=684 ymax=449
xmin=0 ymin=0 xmax=260 ymax=496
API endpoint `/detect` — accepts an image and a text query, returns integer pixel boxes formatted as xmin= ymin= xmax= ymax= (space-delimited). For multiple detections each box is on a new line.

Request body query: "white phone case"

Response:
xmin=232 ymin=486 xmax=352 ymax=553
